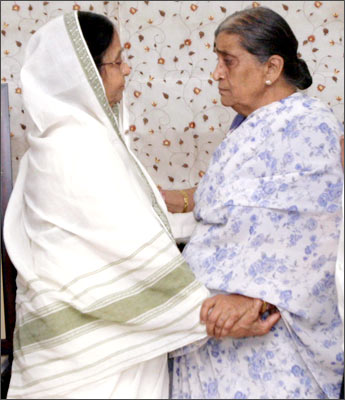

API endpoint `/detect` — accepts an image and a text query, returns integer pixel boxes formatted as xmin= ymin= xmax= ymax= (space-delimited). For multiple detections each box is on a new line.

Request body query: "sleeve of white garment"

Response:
xmin=22 ymin=124 xmax=209 ymax=321
xmin=167 ymin=211 xmax=197 ymax=243
xmin=4 ymin=125 xmax=209 ymax=399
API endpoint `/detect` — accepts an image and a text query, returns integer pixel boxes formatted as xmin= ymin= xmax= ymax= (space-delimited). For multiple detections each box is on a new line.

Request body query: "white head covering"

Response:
xmin=4 ymin=12 xmax=208 ymax=398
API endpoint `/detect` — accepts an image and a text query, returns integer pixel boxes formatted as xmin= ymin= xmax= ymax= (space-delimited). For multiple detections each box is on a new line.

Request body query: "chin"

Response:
xmin=220 ymin=98 xmax=233 ymax=107
xmin=111 ymin=97 xmax=122 ymax=106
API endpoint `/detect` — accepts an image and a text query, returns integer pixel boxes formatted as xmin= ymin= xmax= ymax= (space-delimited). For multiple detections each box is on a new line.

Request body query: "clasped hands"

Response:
xmin=200 ymin=294 xmax=281 ymax=339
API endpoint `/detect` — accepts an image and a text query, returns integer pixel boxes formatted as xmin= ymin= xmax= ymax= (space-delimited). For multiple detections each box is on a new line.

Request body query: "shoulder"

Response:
xmin=28 ymin=121 xmax=124 ymax=180
xmin=272 ymin=93 xmax=343 ymax=144
xmin=293 ymin=93 xmax=342 ymax=128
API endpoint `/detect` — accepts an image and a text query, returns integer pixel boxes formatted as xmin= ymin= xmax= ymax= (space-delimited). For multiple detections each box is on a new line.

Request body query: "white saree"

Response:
xmin=4 ymin=12 xmax=208 ymax=399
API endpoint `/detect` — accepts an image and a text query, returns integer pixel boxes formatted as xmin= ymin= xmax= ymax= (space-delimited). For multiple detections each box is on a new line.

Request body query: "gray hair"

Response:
xmin=215 ymin=7 xmax=312 ymax=90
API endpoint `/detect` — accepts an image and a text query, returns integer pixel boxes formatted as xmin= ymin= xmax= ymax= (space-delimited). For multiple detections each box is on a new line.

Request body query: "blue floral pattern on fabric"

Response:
xmin=170 ymin=93 xmax=344 ymax=399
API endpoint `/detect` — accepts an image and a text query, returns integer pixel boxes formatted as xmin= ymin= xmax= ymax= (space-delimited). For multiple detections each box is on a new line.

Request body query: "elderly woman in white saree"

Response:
xmin=162 ymin=7 xmax=344 ymax=400
xmin=3 ymin=11 xmax=214 ymax=399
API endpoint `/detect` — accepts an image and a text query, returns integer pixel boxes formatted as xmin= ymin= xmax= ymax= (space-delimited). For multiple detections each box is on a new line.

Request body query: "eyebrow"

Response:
xmin=213 ymin=46 xmax=234 ymax=57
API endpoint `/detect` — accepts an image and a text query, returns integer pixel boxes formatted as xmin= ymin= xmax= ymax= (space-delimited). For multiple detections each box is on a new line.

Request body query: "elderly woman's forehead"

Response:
xmin=214 ymin=33 xmax=241 ymax=52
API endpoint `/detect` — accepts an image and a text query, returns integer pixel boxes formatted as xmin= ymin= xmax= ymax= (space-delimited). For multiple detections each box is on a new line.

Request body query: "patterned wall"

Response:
xmin=1 ymin=1 xmax=344 ymax=188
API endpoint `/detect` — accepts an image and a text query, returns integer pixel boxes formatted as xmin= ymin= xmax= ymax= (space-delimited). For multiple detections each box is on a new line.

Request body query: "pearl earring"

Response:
xmin=265 ymin=80 xmax=272 ymax=86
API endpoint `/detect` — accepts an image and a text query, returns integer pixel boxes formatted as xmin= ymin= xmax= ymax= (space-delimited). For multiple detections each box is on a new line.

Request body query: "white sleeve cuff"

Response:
xmin=167 ymin=211 xmax=197 ymax=243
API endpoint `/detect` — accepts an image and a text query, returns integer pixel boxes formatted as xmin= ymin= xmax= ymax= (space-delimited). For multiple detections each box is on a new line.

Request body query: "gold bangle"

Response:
xmin=180 ymin=190 xmax=189 ymax=213
xmin=261 ymin=301 xmax=268 ymax=313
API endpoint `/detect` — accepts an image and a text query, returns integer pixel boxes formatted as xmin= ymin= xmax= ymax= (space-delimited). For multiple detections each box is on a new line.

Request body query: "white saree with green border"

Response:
xmin=4 ymin=12 xmax=209 ymax=399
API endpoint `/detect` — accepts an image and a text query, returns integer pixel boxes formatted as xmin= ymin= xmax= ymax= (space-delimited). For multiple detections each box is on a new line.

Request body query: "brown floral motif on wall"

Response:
xmin=1 ymin=1 xmax=344 ymax=186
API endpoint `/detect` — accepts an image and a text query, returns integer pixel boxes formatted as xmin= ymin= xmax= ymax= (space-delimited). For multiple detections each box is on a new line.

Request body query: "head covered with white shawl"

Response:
xmin=4 ymin=11 xmax=208 ymax=399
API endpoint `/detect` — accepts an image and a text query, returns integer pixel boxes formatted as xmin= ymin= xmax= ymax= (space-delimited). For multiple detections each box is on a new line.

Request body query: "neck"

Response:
xmin=235 ymin=81 xmax=297 ymax=117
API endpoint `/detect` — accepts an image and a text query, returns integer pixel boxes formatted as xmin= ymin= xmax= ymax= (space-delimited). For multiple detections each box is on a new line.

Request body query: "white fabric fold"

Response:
xmin=4 ymin=12 xmax=208 ymax=399
xmin=167 ymin=211 xmax=198 ymax=243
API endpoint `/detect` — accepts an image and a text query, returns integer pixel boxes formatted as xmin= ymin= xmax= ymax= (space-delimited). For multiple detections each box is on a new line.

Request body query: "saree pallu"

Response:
xmin=4 ymin=12 xmax=208 ymax=399
xmin=171 ymin=92 xmax=344 ymax=399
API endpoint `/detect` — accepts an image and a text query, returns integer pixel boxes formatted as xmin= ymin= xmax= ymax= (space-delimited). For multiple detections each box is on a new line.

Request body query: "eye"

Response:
xmin=224 ymin=59 xmax=233 ymax=66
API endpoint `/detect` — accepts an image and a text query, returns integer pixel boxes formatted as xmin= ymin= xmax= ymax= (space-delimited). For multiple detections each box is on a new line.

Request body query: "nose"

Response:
xmin=212 ymin=60 xmax=223 ymax=81
xmin=121 ymin=62 xmax=131 ymax=77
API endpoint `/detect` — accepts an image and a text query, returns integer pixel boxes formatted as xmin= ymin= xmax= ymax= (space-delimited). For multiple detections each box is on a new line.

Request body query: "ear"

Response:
xmin=265 ymin=55 xmax=284 ymax=84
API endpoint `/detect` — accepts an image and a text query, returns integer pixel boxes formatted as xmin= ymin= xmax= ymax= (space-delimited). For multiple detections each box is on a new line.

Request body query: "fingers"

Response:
xmin=218 ymin=312 xmax=239 ymax=338
xmin=202 ymin=295 xmax=280 ymax=339
xmin=235 ymin=309 xmax=281 ymax=338
xmin=219 ymin=319 xmax=234 ymax=338
xmin=207 ymin=295 xmax=253 ymax=338
xmin=218 ymin=301 xmax=280 ymax=339
xmin=213 ymin=311 xmax=232 ymax=339
xmin=252 ymin=298 xmax=264 ymax=315
xmin=200 ymin=296 xmax=217 ymax=324
xmin=257 ymin=310 xmax=281 ymax=336
xmin=206 ymin=307 xmax=223 ymax=337
xmin=202 ymin=295 xmax=238 ymax=337
xmin=218 ymin=300 xmax=260 ymax=338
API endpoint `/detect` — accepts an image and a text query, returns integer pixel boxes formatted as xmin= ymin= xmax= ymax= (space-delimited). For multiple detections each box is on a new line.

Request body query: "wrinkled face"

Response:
xmin=213 ymin=32 xmax=268 ymax=116
xmin=100 ymin=33 xmax=130 ymax=107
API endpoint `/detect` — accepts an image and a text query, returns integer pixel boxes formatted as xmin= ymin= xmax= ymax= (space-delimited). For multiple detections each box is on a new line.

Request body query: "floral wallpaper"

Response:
xmin=1 ymin=1 xmax=344 ymax=188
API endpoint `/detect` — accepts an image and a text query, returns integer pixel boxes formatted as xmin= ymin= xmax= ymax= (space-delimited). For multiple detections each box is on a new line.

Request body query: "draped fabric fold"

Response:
xmin=171 ymin=93 xmax=344 ymax=399
xmin=4 ymin=12 xmax=208 ymax=399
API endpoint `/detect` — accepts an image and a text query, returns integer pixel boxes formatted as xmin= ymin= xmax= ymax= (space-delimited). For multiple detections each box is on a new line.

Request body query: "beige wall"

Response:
xmin=1 ymin=1 xmax=344 ymax=188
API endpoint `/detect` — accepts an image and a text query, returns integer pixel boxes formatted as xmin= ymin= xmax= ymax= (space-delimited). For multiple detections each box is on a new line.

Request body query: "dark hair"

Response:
xmin=77 ymin=11 xmax=115 ymax=70
xmin=215 ymin=7 xmax=312 ymax=90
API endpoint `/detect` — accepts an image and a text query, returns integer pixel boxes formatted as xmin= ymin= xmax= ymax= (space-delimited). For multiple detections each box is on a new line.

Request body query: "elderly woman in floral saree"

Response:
xmin=163 ymin=7 xmax=344 ymax=399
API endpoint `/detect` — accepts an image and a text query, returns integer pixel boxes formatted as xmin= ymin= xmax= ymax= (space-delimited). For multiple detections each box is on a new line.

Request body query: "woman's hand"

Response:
xmin=159 ymin=187 xmax=196 ymax=213
xmin=200 ymin=294 xmax=281 ymax=339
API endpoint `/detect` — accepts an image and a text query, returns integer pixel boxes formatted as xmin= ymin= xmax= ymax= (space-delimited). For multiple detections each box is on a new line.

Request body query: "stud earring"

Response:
xmin=265 ymin=80 xmax=272 ymax=86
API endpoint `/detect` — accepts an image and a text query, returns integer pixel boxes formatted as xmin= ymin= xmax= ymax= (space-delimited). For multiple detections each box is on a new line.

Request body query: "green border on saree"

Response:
xmin=14 ymin=262 xmax=197 ymax=349
xmin=63 ymin=11 xmax=172 ymax=237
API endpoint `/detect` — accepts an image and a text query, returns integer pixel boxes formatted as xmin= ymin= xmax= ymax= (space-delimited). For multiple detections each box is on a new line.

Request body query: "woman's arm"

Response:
xmin=160 ymin=187 xmax=197 ymax=213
